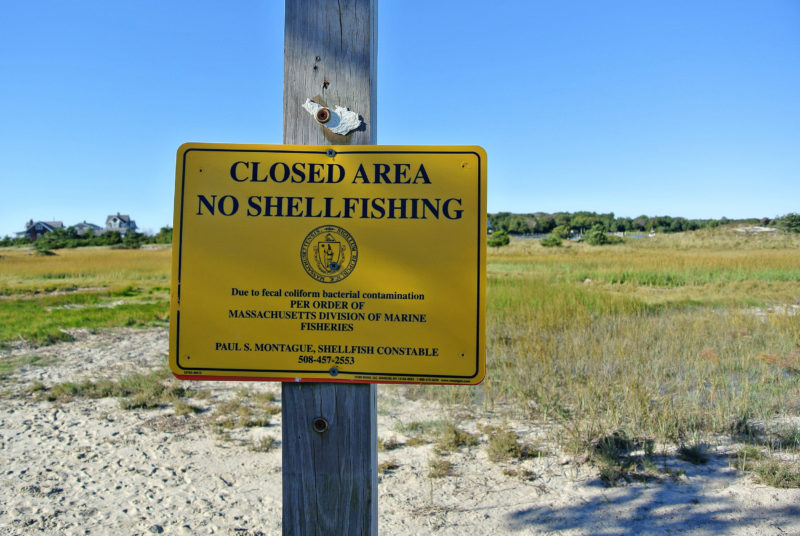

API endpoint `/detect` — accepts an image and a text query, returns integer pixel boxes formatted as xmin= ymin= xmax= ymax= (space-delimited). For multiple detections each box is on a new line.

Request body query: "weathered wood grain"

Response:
xmin=283 ymin=0 xmax=377 ymax=146
xmin=282 ymin=383 xmax=377 ymax=535
xmin=282 ymin=1 xmax=378 ymax=534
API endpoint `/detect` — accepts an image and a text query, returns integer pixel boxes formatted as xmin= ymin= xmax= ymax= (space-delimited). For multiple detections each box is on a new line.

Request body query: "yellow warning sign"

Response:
xmin=170 ymin=144 xmax=486 ymax=384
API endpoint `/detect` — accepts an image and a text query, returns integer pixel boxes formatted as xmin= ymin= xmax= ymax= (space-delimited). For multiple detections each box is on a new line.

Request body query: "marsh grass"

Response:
xmin=43 ymin=367 xmax=188 ymax=410
xmin=486 ymin=302 xmax=799 ymax=453
xmin=482 ymin=425 xmax=546 ymax=463
xmin=0 ymin=247 xmax=170 ymax=346
xmin=404 ymin=437 xmax=430 ymax=447
xmin=4 ymin=233 xmax=800 ymax=487
xmin=395 ymin=419 xmax=447 ymax=446
xmin=676 ymin=442 xmax=710 ymax=465
xmin=734 ymin=446 xmax=800 ymax=488
xmin=427 ymin=457 xmax=455 ymax=478
xmin=485 ymin=427 xmax=522 ymax=462
xmin=503 ymin=468 xmax=538 ymax=481
xmin=0 ymin=354 xmax=58 ymax=380
xmin=0 ymin=299 xmax=169 ymax=346
xmin=210 ymin=388 xmax=281 ymax=432
xmin=774 ymin=426 xmax=800 ymax=451
xmin=173 ymin=400 xmax=204 ymax=416
xmin=433 ymin=423 xmax=478 ymax=454
xmin=378 ymin=460 xmax=400 ymax=474
xmin=249 ymin=436 xmax=277 ymax=452
xmin=378 ymin=437 xmax=403 ymax=451
xmin=0 ymin=247 xmax=171 ymax=287
xmin=731 ymin=420 xmax=800 ymax=452
xmin=400 ymin=229 xmax=800 ymax=486
xmin=586 ymin=432 xmax=671 ymax=486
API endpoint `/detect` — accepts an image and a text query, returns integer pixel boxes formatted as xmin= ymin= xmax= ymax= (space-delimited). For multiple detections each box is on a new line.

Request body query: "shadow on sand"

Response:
xmin=505 ymin=454 xmax=799 ymax=534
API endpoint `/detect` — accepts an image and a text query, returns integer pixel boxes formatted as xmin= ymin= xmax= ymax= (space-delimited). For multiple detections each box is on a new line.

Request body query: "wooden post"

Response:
xmin=282 ymin=1 xmax=378 ymax=535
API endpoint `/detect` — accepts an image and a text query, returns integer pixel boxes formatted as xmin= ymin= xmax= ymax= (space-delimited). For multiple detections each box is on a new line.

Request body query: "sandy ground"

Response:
xmin=1 ymin=328 xmax=799 ymax=535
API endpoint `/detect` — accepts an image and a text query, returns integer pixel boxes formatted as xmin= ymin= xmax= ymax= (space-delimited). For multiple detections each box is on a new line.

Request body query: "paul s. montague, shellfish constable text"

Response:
xmin=193 ymin=159 xmax=464 ymax=220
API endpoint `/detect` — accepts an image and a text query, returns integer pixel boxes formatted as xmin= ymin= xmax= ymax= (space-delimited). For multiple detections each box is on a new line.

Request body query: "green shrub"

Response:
xmin=434 ymin=423 xmax=478 ymax=453
xmin=540 ymin=236 xmax=562 ymax=247
xmin=488 ymin=230 xmax=510 ymax=247
xmin=677 ymin=442 xmax=710 ymax=464
xmin=551 ymin=225 xmax=570 ymax=240
xmin=735 ymin=447 xmax=800 ymax=488
xmin=120 ymin=232 xmax=144 ymax=249
xmin=585 ymin=224 xmax=624 ymax=246
xmin=486 ymin=427 xmax=523 ymax=462
xmin=153 ymin=226 xmax=173 ymax=244
xmin=775 ymin=213 xmax=800 ymax=233
xmin=427 ymin=457 xmax=455 ymax=478
xmin=4 ymin=227 xmax=173 ymax=251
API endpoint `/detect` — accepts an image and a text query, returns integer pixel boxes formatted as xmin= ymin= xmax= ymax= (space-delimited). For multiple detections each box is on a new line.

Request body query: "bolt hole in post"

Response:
xmin=312 ymin=417 xmax=329 ymax=434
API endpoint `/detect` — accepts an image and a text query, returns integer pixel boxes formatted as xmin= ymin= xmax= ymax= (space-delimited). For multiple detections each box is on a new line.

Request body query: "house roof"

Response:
xmin=107 ymin=213 xmax=132 ymax=222
xmin=26 ymin=221 xmax=63 ymax=231
xmin=73 ymin=221 xmax=103 ymax=235
xmin=16 ymin=220 xmax=63 ymax=236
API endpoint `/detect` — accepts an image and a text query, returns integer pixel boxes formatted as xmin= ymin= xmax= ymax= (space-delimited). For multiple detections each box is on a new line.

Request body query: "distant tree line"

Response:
xmin=0 ymin=226 xmax=173 ymax=250
xmin=775 ymin=213 xmax=800 ymax=233
xmin=488 ymin=212 xmax=800 ymax=236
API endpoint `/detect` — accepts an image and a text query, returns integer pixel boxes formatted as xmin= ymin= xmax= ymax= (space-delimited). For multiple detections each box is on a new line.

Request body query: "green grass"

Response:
xmin=676 ymin=442 xmax=710 ymax=465
xmin=483 ymin=426 xmax=525 ymax=462
xmin=249 ymin=436 xmax=277 ymax=452
xmin=378 ymin=437 xmax=403 ymax=451
xmin=378 ymin=460 xmax=400 ymax=474
xmin=735 ymin=446 xmax=800 ymax=488
xmin=210 ymin=389 xmax=281 ymax=432
xmin=433 ymin=423 xmax=478 ymax=454
xmin=584 ymin=432 xmax=671 ymax=486
xmin=481 ymin=425 xmax=547 ymax=463
xmin=0 ymin=298 xmax=169 ymax=346
xmin=395 ymin=419 xmax=447 ymax=437
xmin=0 ymin=354 xmax=57 ymax=379
xmin=427 ymin=457 xmax=455 ymax=478
xmin=4 ymin=232 xmax=800 ymax=488
xmin=0 ymin=247 xmax=170 ymax=347
xmin=173 ymin=400 xmax=204 ymax=416
xmin=399 ymin=228 xmax=800 ymax=486
xmin=43 ymin=368 xmax=185 ymax=409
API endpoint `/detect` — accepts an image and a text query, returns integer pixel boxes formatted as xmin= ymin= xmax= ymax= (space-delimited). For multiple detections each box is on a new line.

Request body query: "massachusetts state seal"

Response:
xmin=300 ymin=225 xmax=358 ymax=283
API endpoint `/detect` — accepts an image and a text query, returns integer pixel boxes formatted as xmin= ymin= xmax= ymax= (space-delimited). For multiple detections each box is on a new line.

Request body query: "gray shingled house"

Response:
xmin=73 ymin=221 xmax=104 ymax=237
xmin=16 ymin=220 xmax=64 ymax=241
xmin=105 ymin=213 xmax=137 ymax=236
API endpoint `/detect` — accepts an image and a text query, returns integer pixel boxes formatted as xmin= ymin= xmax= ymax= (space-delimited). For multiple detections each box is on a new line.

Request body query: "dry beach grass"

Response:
xmin=1 ymin=227 xmax=800 ymax=534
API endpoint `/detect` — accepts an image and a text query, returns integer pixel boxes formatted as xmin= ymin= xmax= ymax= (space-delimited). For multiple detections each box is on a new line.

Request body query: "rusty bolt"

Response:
xmin=315 ymin=108 xmax=331 ymax=124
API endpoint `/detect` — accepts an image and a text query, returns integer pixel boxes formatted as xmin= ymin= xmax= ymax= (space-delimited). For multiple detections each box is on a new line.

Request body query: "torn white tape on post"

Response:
xmin=303 ymin=99 xmax=362 ymax=135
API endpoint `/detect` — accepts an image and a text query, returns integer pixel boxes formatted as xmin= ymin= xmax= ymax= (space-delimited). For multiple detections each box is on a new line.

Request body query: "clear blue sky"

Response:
xmin=1 ymin=1 xmax=798 ymax=237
